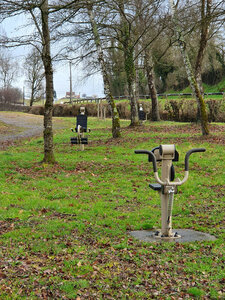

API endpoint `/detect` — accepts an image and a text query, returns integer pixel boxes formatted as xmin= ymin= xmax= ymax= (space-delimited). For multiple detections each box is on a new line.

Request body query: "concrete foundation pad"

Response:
xmin=129 ymin=229 xmax=216 ymax=243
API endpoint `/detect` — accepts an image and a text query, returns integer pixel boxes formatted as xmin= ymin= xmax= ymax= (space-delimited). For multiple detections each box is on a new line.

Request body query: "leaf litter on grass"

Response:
xmin=0 ymin=120 xmax=224 ymax=299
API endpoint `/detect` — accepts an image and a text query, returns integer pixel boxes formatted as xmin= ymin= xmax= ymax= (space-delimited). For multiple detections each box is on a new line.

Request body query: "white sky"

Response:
xmin=0 ymin=14 xmax=104 ymax=99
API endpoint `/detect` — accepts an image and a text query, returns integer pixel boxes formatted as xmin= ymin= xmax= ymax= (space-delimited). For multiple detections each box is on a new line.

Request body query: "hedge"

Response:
xmin=28 ymin=99 xmax=225 ymax=122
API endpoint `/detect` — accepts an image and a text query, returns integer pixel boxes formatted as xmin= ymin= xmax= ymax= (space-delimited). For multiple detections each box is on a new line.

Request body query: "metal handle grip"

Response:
xmin=185 ymin=148 xmax=206 ymax=171
xmin=134 ymin=150 xmax=158 ymax=172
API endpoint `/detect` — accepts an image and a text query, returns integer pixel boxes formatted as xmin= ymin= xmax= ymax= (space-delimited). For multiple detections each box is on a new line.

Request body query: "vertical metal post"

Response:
xmin=100 ymin=101 xmax=103 ymax=119
xmin=23 ymin=86 xmax=25 ymax=105
xmin=69 ymin=61 xmax=72 ymax=104
xmin=80 ymin=132 xmax=84 ymax=151
xmin=97 ymin=100 xmax=100 ymax=119
xmin=160 ymin=158 xmax=173 ymax=237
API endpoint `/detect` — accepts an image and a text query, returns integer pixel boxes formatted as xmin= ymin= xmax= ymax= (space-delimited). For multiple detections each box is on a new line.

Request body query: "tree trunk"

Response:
xmin=135 ymin=45 xmax=140 ymax=102
xmin=119 ymin=2 xmax=139 ymax=126
xmin=87 ymin=5 xmax=121 ymax=138
xmin=40 ymin=0 xmax=55 ymax=163
xmin=144 ymin=50 xmax=160 ymax=121
xmin=195 ymin=0 xmax=212 ymax=95
xmin=30 ymin=81 xmax=35 ymax=107
xmin=129 ymin=78 xmax=139 ymax=126
xmin=30 ymin=96 xmax=34 ymax=107
xmin=169 ymin=0 xmax=209 ymax=136
xmin=125 ymin=45 xmax=139 ymax=126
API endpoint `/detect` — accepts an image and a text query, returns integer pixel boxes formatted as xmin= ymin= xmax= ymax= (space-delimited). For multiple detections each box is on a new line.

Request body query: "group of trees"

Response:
xmin=0 ymin=47 xmax=44 ymax=106
xmin=0 ymin=51 xmax=22 ymax=104
xmin=0 ymin=0 xmax=225 ymax=163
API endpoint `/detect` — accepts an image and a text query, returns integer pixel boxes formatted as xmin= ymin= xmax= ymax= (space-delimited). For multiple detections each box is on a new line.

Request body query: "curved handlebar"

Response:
xmin=135 ymin=147 xmax=206 ymax=187
xmin=134 ymin=150 xmax=157 ymax=172
xmin=185 ymin=148 xmax=206 ymax=171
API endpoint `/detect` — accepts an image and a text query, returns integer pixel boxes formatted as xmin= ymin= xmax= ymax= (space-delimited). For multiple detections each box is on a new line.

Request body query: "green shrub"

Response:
xmin=29 ymin=105 xmax=44 ymax=115
xmin=116 ymin=101 xmax=131 ymax=119
xmin=206 ymin=99 xmax=225 ymax=122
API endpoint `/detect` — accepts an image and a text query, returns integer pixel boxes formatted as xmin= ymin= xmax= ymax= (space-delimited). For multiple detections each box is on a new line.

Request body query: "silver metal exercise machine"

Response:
xmin=135 ymin=145 xmax=206 ymax=239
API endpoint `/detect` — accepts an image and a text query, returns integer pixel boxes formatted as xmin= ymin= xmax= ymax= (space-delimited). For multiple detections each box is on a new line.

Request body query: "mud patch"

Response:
xmin=0 ymin=219 xmax=19 ymax=235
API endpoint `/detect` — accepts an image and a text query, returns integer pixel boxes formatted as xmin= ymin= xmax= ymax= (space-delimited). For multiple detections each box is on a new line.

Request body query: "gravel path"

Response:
xmin=0 ymin=112 xmax=67 ymax=149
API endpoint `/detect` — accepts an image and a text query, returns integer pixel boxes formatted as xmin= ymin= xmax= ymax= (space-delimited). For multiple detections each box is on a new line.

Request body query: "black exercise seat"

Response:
xmin=76 ymin=115 xmax=87 ymax=132
xmin=139 ymin=110 xmax=146 ymax=121
xmin=149 ymin=183 xmax=162 ymax=191
xmin=71 ymin=137 xmax=78 ymax=144
xmin=71 ymin=137 xmax=88 ymax=145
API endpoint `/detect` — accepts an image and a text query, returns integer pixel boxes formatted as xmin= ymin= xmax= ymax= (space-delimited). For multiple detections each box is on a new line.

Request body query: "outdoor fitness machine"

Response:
xmin=138 ymin=104 xmax=146 ymax=122
xmin=71 ymin=107 xmax=90 ymax=151
xmin=135 ymin=145 xmax=206 ymax=240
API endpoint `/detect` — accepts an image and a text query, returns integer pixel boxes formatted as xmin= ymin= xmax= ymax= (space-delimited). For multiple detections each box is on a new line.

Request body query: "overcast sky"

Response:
xmin=0 ymin=14 xmax=104 ymax=99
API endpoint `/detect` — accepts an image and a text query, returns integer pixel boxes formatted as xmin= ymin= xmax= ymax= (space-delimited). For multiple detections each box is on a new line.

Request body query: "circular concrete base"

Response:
xmin=129 ymin=229 xmax=216 ymax=243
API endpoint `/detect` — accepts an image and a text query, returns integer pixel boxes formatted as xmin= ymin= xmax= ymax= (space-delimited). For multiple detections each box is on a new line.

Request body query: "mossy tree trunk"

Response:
xmin=40 ymin=0 xmax=56 ymax=163
xmin=195 ymin=0 xmax=212 ymax=94
xmin=123 ymin=28 xmax=139 ymax=126
xmin=144 ymin=49 xmax=160 ymax=121
xmin=169 ymin=0 xmax=209 ymax=136
xmin=135 ymin=0 xmax=160 ymax=122
xmin=118 ymin=1 xmax=139 ymax=127
xmin=87 ymin=4 xmax=121 ymax=138
xmin=126 ymin=53 xmax=139 ymax=126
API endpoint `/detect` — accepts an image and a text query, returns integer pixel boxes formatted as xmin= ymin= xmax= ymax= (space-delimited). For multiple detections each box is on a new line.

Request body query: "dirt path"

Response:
xmin=0 ymin=112 xmax=67 ymax=149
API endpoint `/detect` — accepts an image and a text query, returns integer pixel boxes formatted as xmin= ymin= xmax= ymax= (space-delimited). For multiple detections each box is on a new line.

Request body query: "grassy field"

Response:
xmin=0 ymin=116 xmax=224 ymax=299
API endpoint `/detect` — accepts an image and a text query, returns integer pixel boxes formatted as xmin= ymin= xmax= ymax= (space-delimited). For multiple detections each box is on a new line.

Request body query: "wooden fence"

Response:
xmin=64 ymin=92 xmax=225 ymax=104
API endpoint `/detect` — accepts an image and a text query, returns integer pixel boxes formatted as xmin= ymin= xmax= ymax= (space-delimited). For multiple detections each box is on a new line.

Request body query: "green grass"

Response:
xmin=167 ymin=78 xmax=225 ymax=94
xmin=0 ymin=116 xmax=224 ymax=299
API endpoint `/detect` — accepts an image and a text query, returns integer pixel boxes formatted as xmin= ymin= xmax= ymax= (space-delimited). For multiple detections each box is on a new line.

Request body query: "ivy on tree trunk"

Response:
xmin=124 ymin=39 xmax=139 ymax=126
xmin=144 ymin=50 xmax=160 ymax=121
xmin=195 ymin=0 xmax=212 ymax=95
xmin=119 ymin=2 xmax=139 ymax=127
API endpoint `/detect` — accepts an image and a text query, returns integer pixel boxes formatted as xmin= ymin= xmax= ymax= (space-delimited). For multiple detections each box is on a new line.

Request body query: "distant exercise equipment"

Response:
xmin=138 ymin=104 xmax=146 ymax=122
xmin=71 ymin=107 xmax=90 ymax=151
xmin=135 ymin=145 xmax=206 ymax=240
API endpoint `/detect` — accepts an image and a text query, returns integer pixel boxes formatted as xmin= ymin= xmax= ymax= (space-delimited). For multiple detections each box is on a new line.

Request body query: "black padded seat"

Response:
xmin=71 ymin=137 xmax=78 ymax=144
xmin=81 ymin=138 xmax=88 ymax=144
xmin=71 ymin=137 xmax=88 ymax=144
xmin=139 ymin=110 xmax=146 ymax=121
xmin=76 ymin=115 xmax=87 ymax=132
xmin=149 ymin=183 xmax=162 ymax=191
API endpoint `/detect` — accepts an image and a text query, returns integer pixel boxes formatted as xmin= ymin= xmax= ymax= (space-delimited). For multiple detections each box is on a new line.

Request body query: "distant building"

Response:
xmin=65 ymin=92 xmax=80 ymax=99
xmin=66 ymin=92 xmax=75 ymax=98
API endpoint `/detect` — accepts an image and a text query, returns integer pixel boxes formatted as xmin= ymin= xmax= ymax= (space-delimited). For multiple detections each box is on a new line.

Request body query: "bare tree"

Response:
xmin=169 ymin=0 xmax=209 ymax=136
xmin=0 ymin=0 xmax=80 ymax=163
xmin=24 ymin=48 xmax=45 ymax=106
xmin=59 ymin=0 xmax=165 ymax=126
xmin=0 ymin=52 xmax=18 ymax=89
xmin=195 ymin=0 xmax=212 ymax=94
xmin=69 ymin=0 xmax=140 ymax=126
xmin=0 ymin=0 xmax=55 ymax=162
xmin=110 ymin=0 xmax=165 ymax=124
xmin=117 ymin=0 xmax=139 ymax=126
xmin=0 ymin=87 xmax=22 ymax=104
xmin=87 ymin=2 xmax=121 ymax=138
xmin=144 ymin=50 xmax=160 ymax=121
xmin=135 ymin=0 xmax=161 ymax=121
